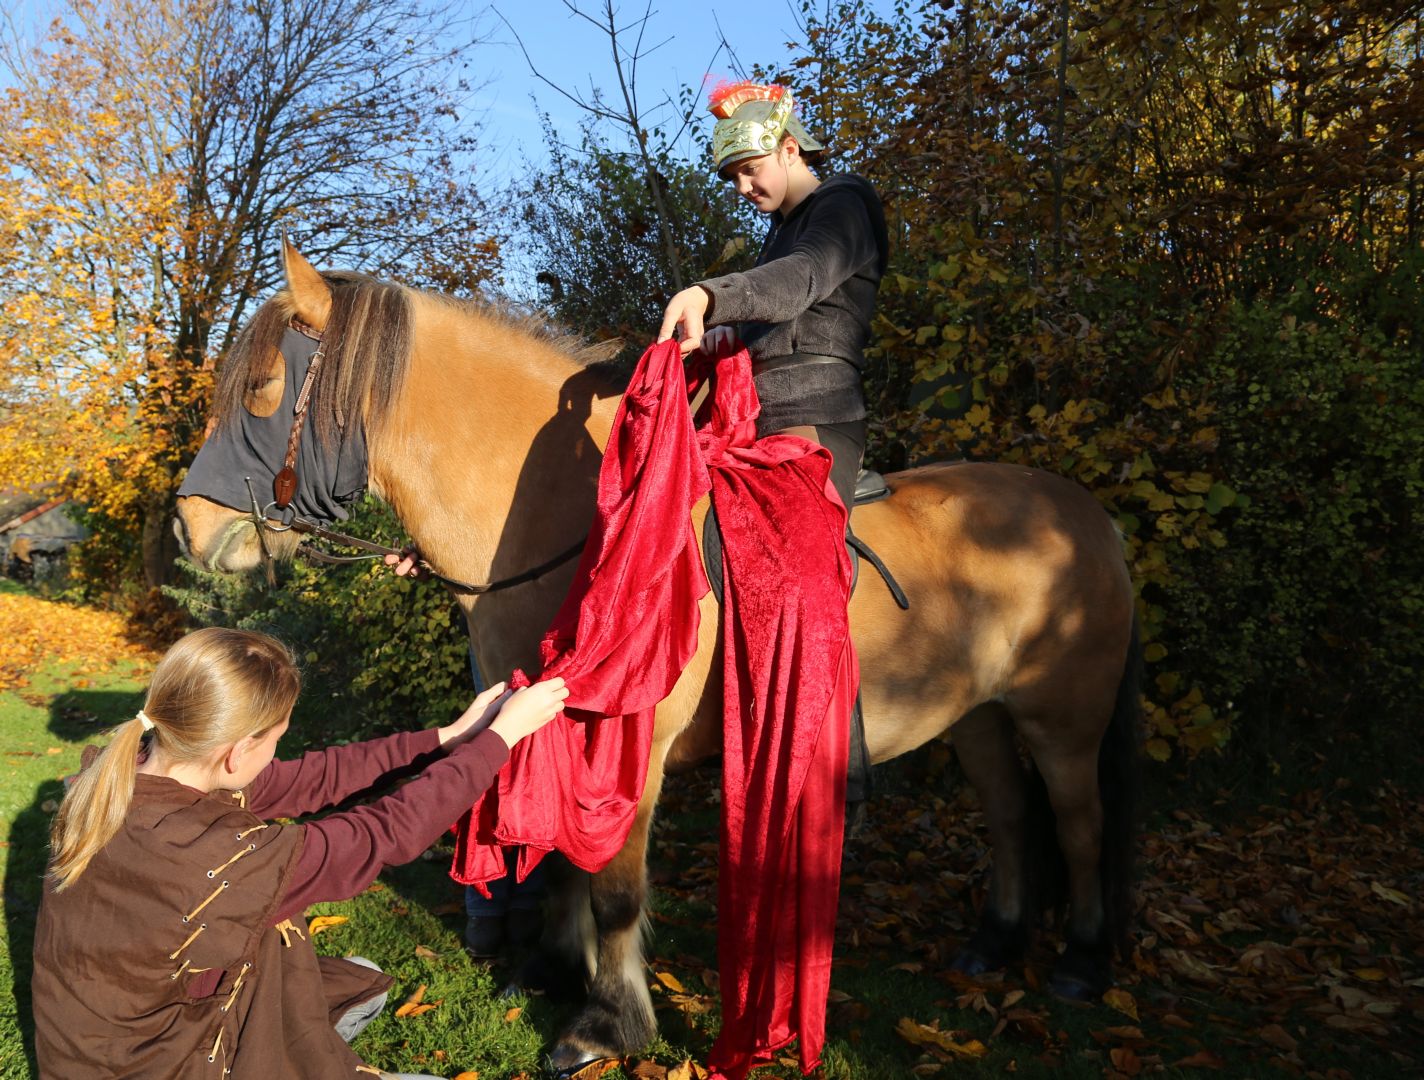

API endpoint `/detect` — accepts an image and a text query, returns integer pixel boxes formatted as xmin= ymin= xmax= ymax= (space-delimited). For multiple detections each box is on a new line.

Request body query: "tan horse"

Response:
xmin=176 ymin=246 xmax=1140 ymax=1073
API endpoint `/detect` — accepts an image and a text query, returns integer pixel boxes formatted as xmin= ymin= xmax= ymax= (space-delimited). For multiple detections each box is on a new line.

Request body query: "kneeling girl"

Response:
xmin=32 ymin=626 xmax=566 ymax=1079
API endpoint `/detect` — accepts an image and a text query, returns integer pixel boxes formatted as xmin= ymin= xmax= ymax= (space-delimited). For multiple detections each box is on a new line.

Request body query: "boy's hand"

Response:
xmin=382 ymin=545 xmax=427 ymax=579
xmin=488 ymin=678 xmax=570 ymax=749
xmin=439 ymin=681 xmax=511 ymax=748
xmin=657 ymin=286 xmax=713 ymax=358
xmin=700 ymin=325 xmax=740 ymax=358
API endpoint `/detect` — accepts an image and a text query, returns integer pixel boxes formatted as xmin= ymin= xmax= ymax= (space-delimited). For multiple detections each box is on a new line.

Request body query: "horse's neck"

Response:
xmin=368 ymin=302 xmax=621 ymax=590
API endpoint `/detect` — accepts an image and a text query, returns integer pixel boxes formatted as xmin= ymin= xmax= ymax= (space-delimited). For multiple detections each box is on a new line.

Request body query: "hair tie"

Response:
xmin=137 ymin=709 xmax=155 ymax=732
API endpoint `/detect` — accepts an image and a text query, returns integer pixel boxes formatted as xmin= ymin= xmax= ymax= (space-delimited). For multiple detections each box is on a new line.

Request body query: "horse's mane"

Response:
xmin=213 ymin=272 xmax=625 ymax=447
xmin=213 ymin=270 xmax=413 ymax=449
xmin=422 ymin=290 xmax=627 ymax=369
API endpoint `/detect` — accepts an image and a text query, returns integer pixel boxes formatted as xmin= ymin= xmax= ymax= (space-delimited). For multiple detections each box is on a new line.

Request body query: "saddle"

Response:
xmin=700 ymin=468 xmax=907 ymax=824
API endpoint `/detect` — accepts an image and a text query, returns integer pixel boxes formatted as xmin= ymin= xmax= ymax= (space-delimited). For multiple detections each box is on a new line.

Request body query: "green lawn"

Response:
xmin=3 ymin=585 xmax=1420 ymax=1078
xmin=1 ymin=645 xmax=150 ymax=1078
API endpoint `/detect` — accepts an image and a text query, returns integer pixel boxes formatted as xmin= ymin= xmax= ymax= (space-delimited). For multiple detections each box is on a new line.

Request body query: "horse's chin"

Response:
xmin=174 ymin=495 xmax=297 ymax=574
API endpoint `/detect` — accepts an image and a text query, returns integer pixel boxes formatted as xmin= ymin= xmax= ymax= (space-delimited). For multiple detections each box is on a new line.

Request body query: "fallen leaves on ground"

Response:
xmin=653 ymin=760 xmax=1424 ymax=1075
xmin=1102 ymin=988 xmax=1138 ymax=1021
xmin=561 ymin=1060 xmax=617 ymax=1080
xmin=394 ymin=983 xmax=441 ymax=1018
xmin=896 ymin=1016 xmax=989 ymax=1058
xmin=0 ymin=592 xmax=158 ymax=693
xmin=306 ymin=915 xmax=348 ymax=935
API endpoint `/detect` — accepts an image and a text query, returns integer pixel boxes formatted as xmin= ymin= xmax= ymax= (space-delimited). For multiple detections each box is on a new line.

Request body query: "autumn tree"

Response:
xmin=0 ymin=0 xmax=498 ymax=589
xmin=773 ymin=0 xmax=1424 ymax=764
xmin=497 ymin=0 xmax=757 ymax=357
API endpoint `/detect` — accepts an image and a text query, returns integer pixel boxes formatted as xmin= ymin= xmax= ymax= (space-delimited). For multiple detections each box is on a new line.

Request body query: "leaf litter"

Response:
xmin=649 ymin=762 xmax=1423 ymax=1075
xmin=0 ymin=592 xmax=158 ymax=694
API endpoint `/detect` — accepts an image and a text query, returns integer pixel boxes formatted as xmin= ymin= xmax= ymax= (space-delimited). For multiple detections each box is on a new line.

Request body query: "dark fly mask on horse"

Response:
xmin=179 ymin=327 xmax=368 ymax=525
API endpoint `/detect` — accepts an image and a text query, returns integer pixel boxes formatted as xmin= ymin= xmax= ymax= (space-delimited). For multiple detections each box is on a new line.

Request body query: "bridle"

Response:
xmin=241 ymin=316 xmax=583 ymax=595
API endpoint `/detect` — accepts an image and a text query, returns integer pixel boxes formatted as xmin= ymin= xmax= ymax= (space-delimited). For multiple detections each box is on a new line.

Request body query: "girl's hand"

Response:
xmin=439 ymin=681 xmax=512 ymax=747
xmin=657 ymin=286 xmax=713 ymax=358
xmin=488 ymin=678 xmax=570 ymax=749
xmin=700 ymin=325 xmax=740 ymax=358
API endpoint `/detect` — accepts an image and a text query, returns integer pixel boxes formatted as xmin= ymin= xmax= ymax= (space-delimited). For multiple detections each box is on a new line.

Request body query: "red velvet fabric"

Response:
xmin=449 ymin=339 xmax=710 ymax=888
xmin=694 ymin=351 xmax=855 ymax=1079
xmin=448 ymin=341 xmax=855 ymax=1077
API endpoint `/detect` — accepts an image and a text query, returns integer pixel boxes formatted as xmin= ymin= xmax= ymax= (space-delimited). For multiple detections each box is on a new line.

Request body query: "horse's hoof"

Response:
xmin=544 ymin=1046 xmax=616 ymax=1079
xmin=949 ymin=946 xmax=1000 ymax=977
xmin=1049 ymin=935 xmax=1113 ymax=1001
xmin=951 ymin=914 xmax=1028 ymax=975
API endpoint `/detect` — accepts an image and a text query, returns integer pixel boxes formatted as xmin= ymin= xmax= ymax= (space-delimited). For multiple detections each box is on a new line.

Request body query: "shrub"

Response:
xmin=165 ymin=498 xmax=472 ymax=741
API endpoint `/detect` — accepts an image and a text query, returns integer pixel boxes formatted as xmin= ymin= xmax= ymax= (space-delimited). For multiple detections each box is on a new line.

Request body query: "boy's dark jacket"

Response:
xmin=696 ymin=172 xmax=889 ymax=367
xmin=33 ymin=770 xmax=390 ymax=1078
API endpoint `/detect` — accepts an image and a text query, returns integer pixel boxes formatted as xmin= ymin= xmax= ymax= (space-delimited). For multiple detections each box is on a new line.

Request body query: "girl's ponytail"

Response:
xmin=46 ymin=627 xmax=300 ymax=892
xmin=48 ymin=716 xmax=149 ymax=891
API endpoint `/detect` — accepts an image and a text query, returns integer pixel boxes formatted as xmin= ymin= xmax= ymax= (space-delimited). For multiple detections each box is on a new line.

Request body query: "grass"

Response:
xmin=1 ymin=647 xmax=150 ymax=1078
xmin=3 ymin=583 xmax=1420 ymax=1078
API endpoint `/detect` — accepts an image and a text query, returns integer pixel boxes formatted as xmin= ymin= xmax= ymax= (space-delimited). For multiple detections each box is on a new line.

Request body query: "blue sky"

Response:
xmin=4 ymin=0 xmax=902 ymax=288
xmin=467 ymin=0 xmax=897 ymax=186
xmin=5 ymin=1 xmax=901 ymax=182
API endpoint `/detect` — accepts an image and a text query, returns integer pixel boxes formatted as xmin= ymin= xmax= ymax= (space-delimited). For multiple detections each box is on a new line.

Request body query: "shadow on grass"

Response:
xmin=4 ymin=778 xmax=62 ymax=1079
xmin=44 ymin=687 xmax=145 ymax=743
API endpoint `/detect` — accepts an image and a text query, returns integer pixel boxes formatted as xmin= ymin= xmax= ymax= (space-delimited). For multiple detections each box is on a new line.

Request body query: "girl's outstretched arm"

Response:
xmin=269 ymin=679 xmax=567 ymax=922
xmin=246 ymin=682 xmax=512 ymax=818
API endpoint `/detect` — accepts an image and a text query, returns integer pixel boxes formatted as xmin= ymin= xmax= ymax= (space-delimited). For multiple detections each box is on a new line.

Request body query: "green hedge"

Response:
xmin=165 ymin=499 xmax=472 ymax=742
xmin=1171 ymin=298 xmax=1424 ymax=765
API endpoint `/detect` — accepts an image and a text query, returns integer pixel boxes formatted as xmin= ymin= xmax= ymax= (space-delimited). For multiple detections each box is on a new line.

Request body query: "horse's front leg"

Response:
xmin=546 ymin=736 xmax=674 ymax=1076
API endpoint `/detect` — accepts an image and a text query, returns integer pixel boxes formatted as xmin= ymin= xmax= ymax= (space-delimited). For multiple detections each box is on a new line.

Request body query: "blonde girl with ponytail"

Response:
xmin=48 ymin=627 xmax=301 ymax=892
xmin=33 ymin=626 xmax=567 ymax=1080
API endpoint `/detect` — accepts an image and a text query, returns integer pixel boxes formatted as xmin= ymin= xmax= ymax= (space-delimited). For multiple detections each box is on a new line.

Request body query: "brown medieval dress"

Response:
xmin=33 ymin=726 xmax=508 ymax=1078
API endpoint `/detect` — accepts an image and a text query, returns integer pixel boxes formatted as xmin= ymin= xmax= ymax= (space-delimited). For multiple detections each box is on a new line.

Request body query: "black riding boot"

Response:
xmin=844 ymin=689 xmax=873 ymax=840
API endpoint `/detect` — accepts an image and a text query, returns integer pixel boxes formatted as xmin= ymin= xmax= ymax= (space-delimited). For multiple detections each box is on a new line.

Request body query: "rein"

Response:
xmin=246 ymin=318 xmax=584 ymax=596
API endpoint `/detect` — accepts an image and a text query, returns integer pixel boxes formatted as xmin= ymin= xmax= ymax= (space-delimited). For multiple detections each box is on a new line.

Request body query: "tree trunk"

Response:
xmin=141 ymin=488 xmax=180 ymax=588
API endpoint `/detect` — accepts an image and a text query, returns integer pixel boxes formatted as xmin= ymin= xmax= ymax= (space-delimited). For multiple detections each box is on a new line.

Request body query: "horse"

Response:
xmin=175 ymin=243 xmax=1141 ymax=1074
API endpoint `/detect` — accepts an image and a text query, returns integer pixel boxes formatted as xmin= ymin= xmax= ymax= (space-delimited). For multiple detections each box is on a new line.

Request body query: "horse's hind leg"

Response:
xmin=1020 ymin=735 xmax=1114 ymax=999
xmin=949 ymin=703 xmax=1033 ymax=974
xmin=545 ymin=744 xmax=671 ymax=1076
xmin=1016 ymin=627 xmax=1141 ymax=999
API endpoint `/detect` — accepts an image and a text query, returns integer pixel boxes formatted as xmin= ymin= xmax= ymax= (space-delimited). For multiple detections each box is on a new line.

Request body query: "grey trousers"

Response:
xmin=335 ymin=957 xmax=444 ymax=1080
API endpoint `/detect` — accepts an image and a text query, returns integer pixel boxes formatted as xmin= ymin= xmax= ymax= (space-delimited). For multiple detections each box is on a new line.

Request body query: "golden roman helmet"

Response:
xmin=709 ymin=82 xmax=824 ymax=176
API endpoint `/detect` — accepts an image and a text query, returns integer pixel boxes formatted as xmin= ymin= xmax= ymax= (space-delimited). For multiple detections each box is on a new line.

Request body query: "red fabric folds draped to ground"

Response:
xmin=695 ymin=350 xmax=855 ymax=1080
xmin=448 ymin=341 xmax=856 ymax=1077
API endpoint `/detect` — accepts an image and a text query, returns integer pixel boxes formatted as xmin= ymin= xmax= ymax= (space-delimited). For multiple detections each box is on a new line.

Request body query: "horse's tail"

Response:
xmin=1098 ymin=613 xmax=1142 ymax=957
xmin=1025 ymin=613 xmax=1141 ymax=955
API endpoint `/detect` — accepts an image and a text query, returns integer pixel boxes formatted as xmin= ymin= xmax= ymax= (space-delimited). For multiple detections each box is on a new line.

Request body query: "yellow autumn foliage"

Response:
xmin=0 ymin=591 xmax=159 ymax=692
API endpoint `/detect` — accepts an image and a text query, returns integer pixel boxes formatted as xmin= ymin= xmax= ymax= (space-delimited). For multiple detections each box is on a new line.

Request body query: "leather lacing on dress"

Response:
xmin=273 ymin=918 xmax=306 ymax=947
xmin=165 ymin=810 xmax=270 ymax=1075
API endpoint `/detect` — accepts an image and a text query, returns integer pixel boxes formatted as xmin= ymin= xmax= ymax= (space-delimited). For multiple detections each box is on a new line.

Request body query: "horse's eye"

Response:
xmin=243 ymin=348 xmax=285 ymax=418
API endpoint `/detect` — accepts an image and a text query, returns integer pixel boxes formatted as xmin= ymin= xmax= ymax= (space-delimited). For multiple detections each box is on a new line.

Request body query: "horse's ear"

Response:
xmin=282 ymin=237 xmax=332 ymax=330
